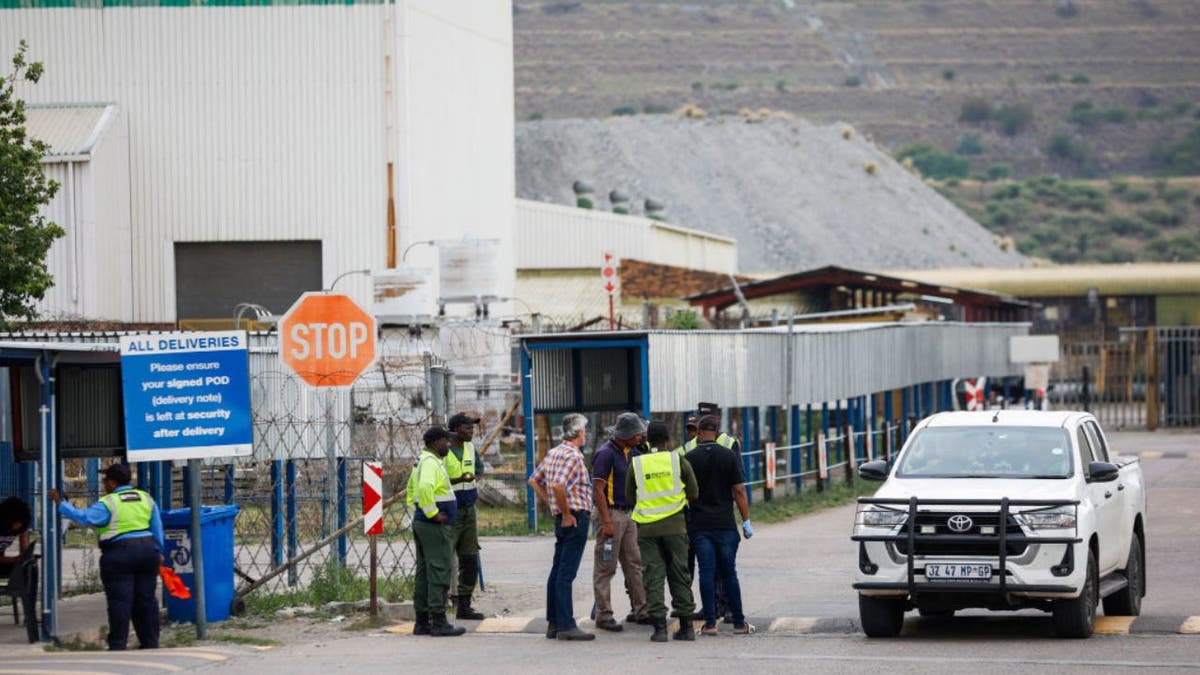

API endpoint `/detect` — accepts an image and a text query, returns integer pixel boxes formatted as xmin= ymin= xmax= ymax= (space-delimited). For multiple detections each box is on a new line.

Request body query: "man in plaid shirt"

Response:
xmin=528 ymin=412 xmax=595 ymax=641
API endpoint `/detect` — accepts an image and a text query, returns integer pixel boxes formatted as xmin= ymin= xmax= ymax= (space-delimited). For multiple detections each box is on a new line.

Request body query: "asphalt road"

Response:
xmin=13 ymin=430 xmax=1199 ymax=674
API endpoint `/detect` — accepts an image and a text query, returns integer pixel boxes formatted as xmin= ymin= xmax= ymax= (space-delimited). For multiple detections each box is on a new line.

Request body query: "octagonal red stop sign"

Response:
xmin=279 ymin=292 xmax=377 ymax=387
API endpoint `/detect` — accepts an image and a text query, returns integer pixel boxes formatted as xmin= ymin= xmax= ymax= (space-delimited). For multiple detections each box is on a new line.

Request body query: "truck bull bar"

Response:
xmin=851 ymin=496 xmax=1082 ymax=595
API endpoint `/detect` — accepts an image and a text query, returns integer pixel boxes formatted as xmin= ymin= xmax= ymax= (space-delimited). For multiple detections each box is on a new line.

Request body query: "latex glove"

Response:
xmin=741 ymin=520 xmax=754 ymax=539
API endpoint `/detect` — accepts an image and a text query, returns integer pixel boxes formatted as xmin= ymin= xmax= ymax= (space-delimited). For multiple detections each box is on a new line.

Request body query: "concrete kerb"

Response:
xmin=383 ymin=615 xmax=1200 ymax=637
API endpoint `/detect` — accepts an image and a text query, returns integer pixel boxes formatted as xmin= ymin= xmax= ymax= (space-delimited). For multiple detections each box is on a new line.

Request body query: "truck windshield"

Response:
xmin=896 ymin=426 xmax=1074 ymax=479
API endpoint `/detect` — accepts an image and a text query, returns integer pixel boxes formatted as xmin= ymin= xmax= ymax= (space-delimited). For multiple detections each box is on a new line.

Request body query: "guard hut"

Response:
xmin=0 ymin=335 xmax=133 ymax=641
xmin=518 ymin=321 xmax=1030 ymax=528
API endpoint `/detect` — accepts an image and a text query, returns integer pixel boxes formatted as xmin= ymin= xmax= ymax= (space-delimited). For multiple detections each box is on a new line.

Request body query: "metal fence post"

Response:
xmin=790 ymin=404 xmax=801 ymax=495
xmin=224 ymin=464 xmax=235 ymax=505
xmin=337 ymin=458 xmax=347 ymax=565
xmin=741 ymin=407 xmax=753 ymax=506
xmin=286 ymin=458 xmax=298 ymax=587
xmin=271 ymin=460 xmax=284 ymax=568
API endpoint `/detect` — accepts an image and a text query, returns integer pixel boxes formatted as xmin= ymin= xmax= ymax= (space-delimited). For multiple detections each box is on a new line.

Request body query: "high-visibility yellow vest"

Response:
xmin=631 ymin=451 xmax=686 ymax=524
xmin=406 ymin=450 xmax=458 ymax=523
xmin=445 ymin=441 xmax=479 ymax=507
xmin=676 ymin=433 xmax=736 ymax=457
xmin=97 ymin=489 xmax=153 ymax=542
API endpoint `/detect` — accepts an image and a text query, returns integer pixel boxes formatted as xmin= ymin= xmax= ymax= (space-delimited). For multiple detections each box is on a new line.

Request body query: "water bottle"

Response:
xmin=602 ymin=538 xmax=614 ymax=562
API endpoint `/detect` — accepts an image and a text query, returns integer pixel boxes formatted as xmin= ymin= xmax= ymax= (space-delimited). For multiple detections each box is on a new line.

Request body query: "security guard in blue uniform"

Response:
xmin=50 ymin=464 xmax=164 ymax=651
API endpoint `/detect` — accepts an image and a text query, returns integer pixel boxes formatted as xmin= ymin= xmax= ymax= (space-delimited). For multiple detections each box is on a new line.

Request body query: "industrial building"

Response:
xmin=4 ymin=1 xmax=516 ymax=324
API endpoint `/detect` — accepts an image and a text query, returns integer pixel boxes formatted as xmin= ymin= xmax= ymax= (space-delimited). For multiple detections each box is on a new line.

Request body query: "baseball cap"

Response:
xmin=447 ymin=412 xmax=481 ymax=430
xmin=423 ymin=426 xmax=452 ymax=446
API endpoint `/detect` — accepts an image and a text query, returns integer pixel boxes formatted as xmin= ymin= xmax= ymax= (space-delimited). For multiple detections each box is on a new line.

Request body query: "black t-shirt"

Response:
xmin=684 ymin=442 xmax=745 ymax=531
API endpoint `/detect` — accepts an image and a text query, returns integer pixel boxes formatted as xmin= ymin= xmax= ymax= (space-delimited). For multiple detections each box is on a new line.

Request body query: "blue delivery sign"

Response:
xmin=120 ymin=331 xmax=253 ymax=462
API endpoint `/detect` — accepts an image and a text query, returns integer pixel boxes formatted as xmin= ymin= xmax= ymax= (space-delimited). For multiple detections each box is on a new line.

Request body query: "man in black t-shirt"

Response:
xmin=685 ymin=415 xmax=753 ymax=635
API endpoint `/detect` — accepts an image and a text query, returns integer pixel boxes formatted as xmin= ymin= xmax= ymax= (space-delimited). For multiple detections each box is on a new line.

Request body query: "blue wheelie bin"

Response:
xmin=161 ymin=505 xmax=240 ymax=624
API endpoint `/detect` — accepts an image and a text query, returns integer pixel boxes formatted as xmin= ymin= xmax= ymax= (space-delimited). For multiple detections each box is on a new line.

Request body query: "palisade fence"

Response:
xmin=1049 ymin=326 xmax=1200 ymax=430
xmin=49 ymin=322 xmax=522 ymax=601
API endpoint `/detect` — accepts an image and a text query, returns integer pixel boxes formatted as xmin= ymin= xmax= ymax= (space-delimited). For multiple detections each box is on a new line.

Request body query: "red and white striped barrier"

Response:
xmin=363 ymin=461 xmax=383 ymax=535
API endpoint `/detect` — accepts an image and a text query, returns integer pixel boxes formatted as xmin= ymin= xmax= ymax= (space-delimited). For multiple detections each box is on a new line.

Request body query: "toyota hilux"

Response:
xmin=852 ymin=410 xmax=1146 ymax=638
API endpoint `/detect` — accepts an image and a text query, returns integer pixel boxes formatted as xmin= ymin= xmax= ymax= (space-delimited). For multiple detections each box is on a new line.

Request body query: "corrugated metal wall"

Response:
xmin=1 ymin=7 xmax=392 ymax=321
xmin=646 ymin=322 xmax=1028 ymax=411
xmin=515 ymin=199 xmax=738 ymax=274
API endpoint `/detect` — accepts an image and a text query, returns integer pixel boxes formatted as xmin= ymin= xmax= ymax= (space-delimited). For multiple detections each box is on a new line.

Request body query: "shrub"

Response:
xmin=1047 ymin=132 xmax=1088 ymax=162
xmin=1102 ymin=107 xmax=1131 ymax=124
xmin=1138 ymin=207 xmax=1182 ymax=228
xmin=1068 ymin=101 xmax=1100 ymax=128
xmin=844 ymin=75 xmax=862 ymax=87
xmin=991 ymin=183 xmax=1022 ymax=200
xmin=1151 ymin=125 xmax=1200 ymax=175
xmin=710 ymin=81 xmax=739 ymax=91
xmin=611 ymin=105 xmax=637 ymax=116
xmin=1145 ymin=235 xmax=1200 ymax=262
xmin=1069 ymin=73 xmax=1090 ymax=85
xmin=896 ymin=144 xmax=970 ymax=180
xmin=528 ymin=112 xmax=544 ymax=121
xmin=691 ymin=81 xmax=704 ymax=91
xmin=775 ymin=79 xmax=787 ymax=93
xmin=643 ymin=102 xmax=670 ymax=114
xmin=1115 ymin=185 xmax=1153 ymax=203
xmin=994 ymin=101 xmax=1034 ymax=136
xmin=1172 ymin=101 xmax=1192 ymax=117
xmin=1163 ymin=186 xmax=1192 ymax=204
xmin=1062 ymin=183 xmax=1107 ymax=212
xmin=943 ymin=69 xmax=956 ymax=81
xmin=1137 ymin=90 xmax=1160 ymax=108
xmin=987 ymin=163 xmax=1013 ymax=180
xmin=1045 ymin=72 xmax=1063 ymax=83
xmin=959 ymin=97 xmax=993 ymax=123
xmin=666 ymin=310 xmax=702 ymax=330
xmin=956 ymin=132 xmax=985 ymax=155
xmin=1105 ymin=215 xmax=1151 ymax=237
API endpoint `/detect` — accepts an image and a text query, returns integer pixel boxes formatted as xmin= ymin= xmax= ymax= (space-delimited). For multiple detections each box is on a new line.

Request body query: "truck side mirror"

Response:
xmin=858 ymin=460 xmax=890 ymax=482
xmin=1087 ymin=461 xmax=1119 ymax=483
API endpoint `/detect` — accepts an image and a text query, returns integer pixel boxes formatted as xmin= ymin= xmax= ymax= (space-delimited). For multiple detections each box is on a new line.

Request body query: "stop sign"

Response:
xmin=279 ymin=292 xmax=378 ymax=387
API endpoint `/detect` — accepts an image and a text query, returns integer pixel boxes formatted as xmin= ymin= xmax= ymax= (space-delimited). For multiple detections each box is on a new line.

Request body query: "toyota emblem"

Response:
xmin=947 ymin=515 xmax=974 ymax=532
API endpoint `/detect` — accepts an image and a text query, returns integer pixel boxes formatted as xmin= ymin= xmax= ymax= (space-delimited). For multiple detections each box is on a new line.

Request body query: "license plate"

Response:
xmin=925 ymin=563 xmax=992 ymax=580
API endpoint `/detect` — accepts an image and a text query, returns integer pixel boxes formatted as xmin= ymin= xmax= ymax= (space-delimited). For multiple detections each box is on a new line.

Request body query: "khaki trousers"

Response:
xmin=592 ymin=507 xmax=647 ymax=622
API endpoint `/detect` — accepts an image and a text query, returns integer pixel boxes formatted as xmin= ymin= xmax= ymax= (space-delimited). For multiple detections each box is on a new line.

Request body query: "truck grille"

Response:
xmin=895 ymin=512 xmax=1027 ymax=557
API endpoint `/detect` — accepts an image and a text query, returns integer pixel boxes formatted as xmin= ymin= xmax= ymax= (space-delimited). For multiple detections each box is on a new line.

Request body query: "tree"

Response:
xmin=0 ymin=40 xmax=62 ymax=327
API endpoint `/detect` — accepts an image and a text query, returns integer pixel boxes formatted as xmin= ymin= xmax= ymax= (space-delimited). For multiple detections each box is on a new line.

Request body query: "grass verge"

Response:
xmin=752 ymin=480 xmax=878 ymax=525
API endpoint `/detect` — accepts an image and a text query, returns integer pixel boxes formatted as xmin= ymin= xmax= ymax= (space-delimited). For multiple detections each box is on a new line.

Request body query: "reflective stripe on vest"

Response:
xmin=717 ymin=433 xmax=736 ymax=450
xmin=97 ymin=489 xmax=153 ymax=542
xmin=679 ymin=434 xmax=734 ymax=456
xmin=447 ymin=442 xmax=477 ymax=493
xmin=631 ymin=451 xmax=686 ymax=524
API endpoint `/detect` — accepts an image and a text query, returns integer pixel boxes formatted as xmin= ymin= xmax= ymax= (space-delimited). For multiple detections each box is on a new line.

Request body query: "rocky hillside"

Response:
xmin=516 ymin=115 xmax=1026 ymax=272
xmin=514 ymin=0 xmax=1200 ymax=179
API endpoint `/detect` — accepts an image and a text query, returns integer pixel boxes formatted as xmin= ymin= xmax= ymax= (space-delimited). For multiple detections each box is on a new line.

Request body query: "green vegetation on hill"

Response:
xmin=937 ymin=175 xmax=1200 ymax=263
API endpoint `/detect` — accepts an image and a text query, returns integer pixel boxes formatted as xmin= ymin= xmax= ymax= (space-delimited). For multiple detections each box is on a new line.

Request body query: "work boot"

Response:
xmin=413 ymin=611 xmax=432 ymax=636
xmin=651 ymin=618 xmax=669 ymax=643
xmin=455 ymin=596 xmax=485 ymax=620
xmin=545 ymin=622 xmax=558 ymax=639
xmin=673 ymin=616 xmax=696 ymax=642
xmin=555 ymin=627 xmax=596 ymax=641
xmin=429 ymin=613 xmax=466 ymax=637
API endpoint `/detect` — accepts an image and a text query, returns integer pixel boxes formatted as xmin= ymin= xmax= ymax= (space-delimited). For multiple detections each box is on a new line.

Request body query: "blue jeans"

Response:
xmin=547 ymin=510 xmax=590 ymax=630
xmin=691 ymin=529 xmax=745 ymax=627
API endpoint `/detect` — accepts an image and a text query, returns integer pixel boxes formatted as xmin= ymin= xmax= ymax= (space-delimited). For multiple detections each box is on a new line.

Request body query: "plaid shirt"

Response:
xmin=533 ymin=442 xmax=593 ymax=516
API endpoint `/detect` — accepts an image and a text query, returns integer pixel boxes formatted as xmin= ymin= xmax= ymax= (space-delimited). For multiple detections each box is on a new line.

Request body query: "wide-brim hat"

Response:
xmin=606 ymin=412 xmax=648 ymax=439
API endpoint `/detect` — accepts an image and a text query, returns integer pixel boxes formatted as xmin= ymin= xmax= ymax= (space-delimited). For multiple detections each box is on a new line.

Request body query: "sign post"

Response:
xmin=279 ymin=292 xmax=378 ymax=586
xmin=119 ymin=330 xmax=253 ymax=640
xmin=363 ymin=461 xmax=383 ymax=617
xmin=601 ymin=251 xmax=619 ymax=330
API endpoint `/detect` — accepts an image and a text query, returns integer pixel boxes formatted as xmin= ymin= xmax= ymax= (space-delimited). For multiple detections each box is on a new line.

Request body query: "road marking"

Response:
xmin=0 ymin=670 xmax=120 ymax=675
xmin=1138 ymin=451 xmax=1164 ymax=459
xmin=768 ymin=617 xmax=819 ymax=633
xmin=153 ymin=650 xmax=230 ymax=661
xmin=475 ymin=617 xmax=535 ymax=633
xmin=1181 ymin=616 xmax=1200 ymax=634
xmin=1095 ymin=616 xmax=1136 ymax=634
xmin=385 ymin=622 xmax=415 ymax=635
xmin=1 ymin=659 xmax=180 ymax=672
xmin=1189 ymin=453 xmax=1200 ymax=461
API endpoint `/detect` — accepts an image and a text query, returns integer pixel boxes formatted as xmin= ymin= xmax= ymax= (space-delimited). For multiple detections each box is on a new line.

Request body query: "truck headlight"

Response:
xmin=860 ymin=506 xmax=908 ymax=528
xmin=1014 ymin=506 xmax=1076 ymax=530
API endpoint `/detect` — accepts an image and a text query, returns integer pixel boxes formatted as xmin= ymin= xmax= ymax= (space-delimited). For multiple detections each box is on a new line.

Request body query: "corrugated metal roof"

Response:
xmin=890 ymin=263 xmax=1200 ymax=298
xmin=520 ymin=322 xmax=1030 ymax=412
xmin=25 ymin=103 xmax=115 ymax=158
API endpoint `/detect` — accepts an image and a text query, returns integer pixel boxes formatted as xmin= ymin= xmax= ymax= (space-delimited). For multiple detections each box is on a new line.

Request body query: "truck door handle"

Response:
xmin=1104 ymin=491 xmax=1113 ymax=499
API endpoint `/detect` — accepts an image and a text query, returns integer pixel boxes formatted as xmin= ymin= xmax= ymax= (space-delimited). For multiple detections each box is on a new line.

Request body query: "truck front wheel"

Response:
xmin=1053 ymin=549 xmax=1098 ymax=638
xmin=1102 ymin=534 xmax=1144 ymax=616
xmin=859 ymin=594 xmax=905 ymax=637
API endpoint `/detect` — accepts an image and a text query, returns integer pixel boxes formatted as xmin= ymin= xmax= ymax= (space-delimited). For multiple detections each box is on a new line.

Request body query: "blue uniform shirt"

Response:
xmin=58 ymin=486 xmax=166 ymax=551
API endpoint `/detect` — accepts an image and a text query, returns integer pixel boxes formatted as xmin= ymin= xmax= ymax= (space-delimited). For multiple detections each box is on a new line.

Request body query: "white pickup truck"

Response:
xmin=852 ymin=410 xmax=1146 ymax=638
